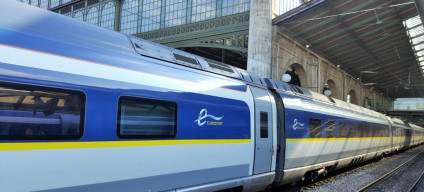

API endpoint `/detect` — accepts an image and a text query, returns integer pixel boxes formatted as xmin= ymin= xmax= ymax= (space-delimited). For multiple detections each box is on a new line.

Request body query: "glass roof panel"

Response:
xmin=404 ymin=16 xmax=424 ymax=71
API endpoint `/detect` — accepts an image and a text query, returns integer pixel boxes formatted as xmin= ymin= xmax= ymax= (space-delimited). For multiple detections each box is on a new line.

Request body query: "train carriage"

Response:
xmin=263 ymin=82 xmax=392 ymax=185
xmin=1 ymin=1 xmax=424 ymax=191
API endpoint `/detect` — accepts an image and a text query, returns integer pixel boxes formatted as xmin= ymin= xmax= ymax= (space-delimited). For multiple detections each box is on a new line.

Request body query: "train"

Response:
xmin=1 ymin=1 xmax=424 ymax=191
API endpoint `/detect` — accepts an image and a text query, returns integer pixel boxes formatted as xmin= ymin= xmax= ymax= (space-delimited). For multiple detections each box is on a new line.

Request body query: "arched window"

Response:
xmin=50 ymin=0 xmax=60 ymax=8
xmin=284 ymin=63 xmax=308 ymax=88
xmin=347 ymin=90 xmax=357 ymax=105
xmin=62 ymin=0 xmax=72 ymax=4
xmin=30 ymin=0 xmax=38 ymax=6
xmin=141 ymin=0 xmax=161 ymax=32
xmin=73 ymin=11 xmax=84 ymax=21
xmin=86 ymin=7 xmax=99 ymax=25
xmin=121 ymin=0 xmax=139 ymax=34
xmin=222 ymin=0 xmax=250 ymax=16
xmin=39 ymin=0 xmax=48 ymax=9
xmin=191 ymin=0 xmax=216 ymax=23
xmin=164 ymin=0 xmax=187 ymax=27
xmin=101 ymin=2 xmax=116 ymax=30
xmin=325 ymin=79 xmax=338 ymax=99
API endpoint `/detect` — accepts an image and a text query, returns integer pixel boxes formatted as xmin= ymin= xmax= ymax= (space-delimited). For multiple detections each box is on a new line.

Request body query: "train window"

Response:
xmin=339 ymin=122 xmax=347 ymax=137
xmin=374 ymin=127 xmax=379 ymax=137
xmin=325 ymin=120 xmax=336 ymax=138
xmin=383 ymin=127 xmax=389 ymax=137
xmin=0 ymin=83 xmax=85 ymax=140
xmin=260 ymin=112 xmax=268 ymax=138
xmin=365 ymin=126 xmax=372 ymax=137
xmin=309 ymin=118 xmax=322 ymax=138
xmin=117 ymin=96 xmax=177 ymax=139
xmin=380 ymin=127 xmax=385 ymax=137
xmin=348 ymin=124 xmax=356 ymax=137
xmin=358 ymin=125 xmax=364 ymax=137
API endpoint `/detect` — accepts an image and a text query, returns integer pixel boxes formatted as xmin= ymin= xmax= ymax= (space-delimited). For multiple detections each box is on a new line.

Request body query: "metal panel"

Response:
xmin=250 ymin=86 xmax=273 ymax=174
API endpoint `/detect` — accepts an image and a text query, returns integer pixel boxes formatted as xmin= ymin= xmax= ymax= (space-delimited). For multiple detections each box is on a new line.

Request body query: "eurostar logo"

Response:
xmin=194 ymin=109 xmax=224 ymax=126
xmin=292 ymin=119 xmax=305 ymax=130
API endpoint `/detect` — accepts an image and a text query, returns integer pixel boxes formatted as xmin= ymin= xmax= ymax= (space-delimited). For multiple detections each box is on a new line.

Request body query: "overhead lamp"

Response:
xmin=282 ymin=74 xmax=291 ymax=83
xmin=364 ymin=83 xmax=377 ymax=86
xmin=360 ymin=70 xmax=377 ymax=83
xmin=360 ymin=71 xmax=377 ymax=74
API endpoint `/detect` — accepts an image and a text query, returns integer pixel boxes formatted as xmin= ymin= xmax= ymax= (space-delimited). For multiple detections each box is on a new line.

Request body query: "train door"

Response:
xmin=250 ymin=86 xmax=273 ymax=174
xmin=269 ymin=89 xmax=285 ymax=183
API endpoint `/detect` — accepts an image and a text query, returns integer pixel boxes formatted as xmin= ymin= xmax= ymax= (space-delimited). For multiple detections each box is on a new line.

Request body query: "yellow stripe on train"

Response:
xmin=0 ymin=139 xmax=251 ymax=151
xmin=286 ymin=137 xmax=393 ymax=142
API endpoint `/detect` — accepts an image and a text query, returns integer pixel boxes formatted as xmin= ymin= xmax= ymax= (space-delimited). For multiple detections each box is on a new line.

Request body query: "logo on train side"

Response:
xmin=194 ymin=109 xmax=224 ymax=126
xmin=292 ymin=119 xmax=305 ymax=130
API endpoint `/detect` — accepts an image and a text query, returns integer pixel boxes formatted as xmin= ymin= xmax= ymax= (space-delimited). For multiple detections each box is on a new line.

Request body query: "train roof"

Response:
xmin=0 ymin=1 xmax=135 ymax=56
xmin=267 ymin=78 xmax=388 ymax=120
xmin=1 ymin=1 xmax=276 ymax=88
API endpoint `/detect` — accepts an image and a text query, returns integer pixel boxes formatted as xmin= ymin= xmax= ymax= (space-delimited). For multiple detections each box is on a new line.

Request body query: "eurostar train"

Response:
xmin=1 ymin=1 xmax=424 ymax=192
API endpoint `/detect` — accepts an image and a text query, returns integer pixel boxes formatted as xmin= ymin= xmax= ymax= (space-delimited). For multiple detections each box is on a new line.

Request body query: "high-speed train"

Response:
xmin=1 ymin=1 xmax=424 ymax=192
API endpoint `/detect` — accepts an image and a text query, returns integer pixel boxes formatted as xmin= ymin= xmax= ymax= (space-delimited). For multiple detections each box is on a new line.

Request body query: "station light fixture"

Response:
xmin=359 ymin=71 xmax=377 ymax=83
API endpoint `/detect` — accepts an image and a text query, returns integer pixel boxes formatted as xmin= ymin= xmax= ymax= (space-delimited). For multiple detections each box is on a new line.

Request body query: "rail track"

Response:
xmin=357 ymin=150 xmax=424 ymax=192
xmin=407 ymin=167 xmax=424 ymax=192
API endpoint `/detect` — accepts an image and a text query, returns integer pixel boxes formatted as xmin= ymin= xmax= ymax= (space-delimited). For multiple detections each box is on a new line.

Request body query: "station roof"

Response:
xmin=273 ymin=0 xmax=424 ymax=98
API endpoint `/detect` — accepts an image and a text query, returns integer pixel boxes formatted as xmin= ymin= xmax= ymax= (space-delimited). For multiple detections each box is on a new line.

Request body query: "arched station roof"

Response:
xmin=273 ymin=0 xmax=424 ymax=98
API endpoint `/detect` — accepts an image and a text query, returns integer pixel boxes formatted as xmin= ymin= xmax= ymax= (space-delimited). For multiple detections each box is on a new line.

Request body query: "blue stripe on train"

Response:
xmin=284 ymin=107 xmax=388 ymax=139
xmin=0 ymin=63 xmax=251 ymax=141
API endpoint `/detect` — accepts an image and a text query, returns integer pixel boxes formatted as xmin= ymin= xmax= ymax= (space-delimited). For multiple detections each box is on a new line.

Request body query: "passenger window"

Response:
xmin=309 ymin=118 xmax=322 ymax=138
xmin=349 ymin=124 xmax=356 ymax=137
xmin=325 ymin=120 xmax=336 ymax=138
xmin=377 ymin=127 xmax=382 ymax=137
xmin=0 ymin=83 xmax=85 ymax=140
xmin=374 ymin=127 xmax=379 ymax=137
xmin=117 ymin=96 xmax=177 ymax=139
xmin=383 ymin=127 xmax=388 ymax=137
xmin=366 ymin=126 xmax=372 ymax=137
xmin=339 ymin=122 xmax=347 ymax=137
xmin=358 ymin=125 xmax=364 ymax=137
xmin=260 ymin=112 xmax=268 ymax=138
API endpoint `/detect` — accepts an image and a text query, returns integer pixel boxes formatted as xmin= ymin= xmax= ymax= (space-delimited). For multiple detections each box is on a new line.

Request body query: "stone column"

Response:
xmin=114 ymin=0 xmax=123 ymax=32
xmin=247 ymin=0 xmax=272 ymax=78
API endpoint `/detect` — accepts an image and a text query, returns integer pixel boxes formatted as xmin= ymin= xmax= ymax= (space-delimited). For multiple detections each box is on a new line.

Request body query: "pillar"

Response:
xmin=247 ymin=0 xmax=272 ymax=78
xmin=114 ymin=0 xmax=123 ymax=32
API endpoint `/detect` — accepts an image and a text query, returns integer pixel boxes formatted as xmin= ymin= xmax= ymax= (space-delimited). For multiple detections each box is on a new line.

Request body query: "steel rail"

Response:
xmin=357 ymin=151 xmax=424 ymax=192
xmin=407 ymin=168 xmax=424 ymax=192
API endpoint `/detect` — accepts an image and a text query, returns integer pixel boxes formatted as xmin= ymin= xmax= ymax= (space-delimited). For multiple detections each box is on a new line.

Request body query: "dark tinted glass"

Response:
xmin=0 ymin=83 xmax=85 ymax=140
xmin=118 ymin=96 xmax=177 ymax=138
xmin=260 ymin=112 xmax=268 ymax=138
xmin=325 ymin=120 xmax=336 ymax=138
xmin=339 ymin=122 xmax=347 ymax=137
xmin=309 ymin=118 xmax=322 ymax=138
xmin=349 ymin=124 xmax=356 ymax=137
